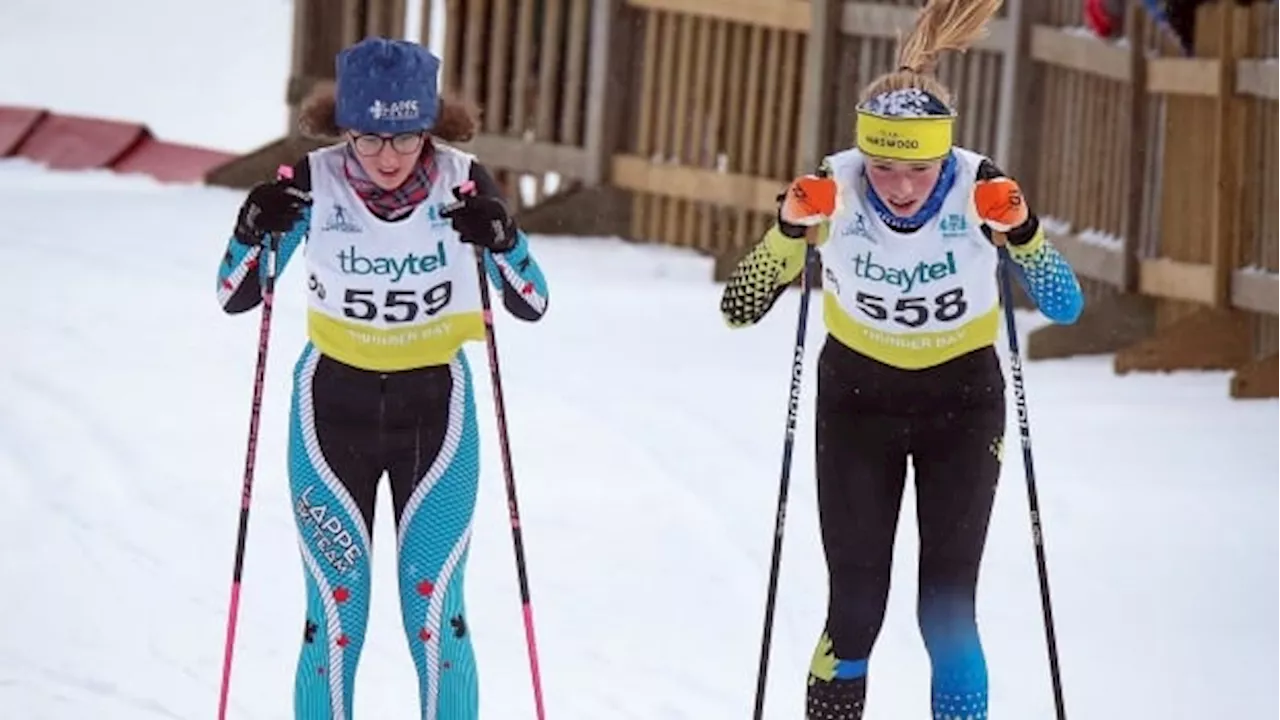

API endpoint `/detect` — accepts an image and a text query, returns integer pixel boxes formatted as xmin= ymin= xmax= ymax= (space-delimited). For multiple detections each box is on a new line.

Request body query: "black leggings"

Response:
xmin=806 ymin=337 xmax=1006 ymax=720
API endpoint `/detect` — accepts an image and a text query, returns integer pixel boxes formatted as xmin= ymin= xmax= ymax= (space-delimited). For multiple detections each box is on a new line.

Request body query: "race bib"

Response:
xmin=818 ymin=147 xmax=1002 ymax=369
xmin=303 ymin=145 xmax=486 ymax=371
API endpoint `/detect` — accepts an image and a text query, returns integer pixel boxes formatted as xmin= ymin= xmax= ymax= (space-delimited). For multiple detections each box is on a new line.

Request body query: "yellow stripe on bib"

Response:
xmin=822 ymin=292 xmax=999 ymax=369
xmin=307 ymin=310 xmax=486 ymax=371
xmin=855 ymin=111 xmax=954 ymax=162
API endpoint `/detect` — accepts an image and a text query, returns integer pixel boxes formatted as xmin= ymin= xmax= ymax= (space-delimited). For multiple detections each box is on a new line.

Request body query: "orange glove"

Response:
xmin=973 ymin=176 xmax=1029 ymax=233
xmin=779 ymin=175 xmax=837 ymax=227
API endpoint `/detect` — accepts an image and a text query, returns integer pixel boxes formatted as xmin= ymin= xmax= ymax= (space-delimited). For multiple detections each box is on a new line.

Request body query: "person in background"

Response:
xmin=1085 ymin=0 xmax=1251 ymax=54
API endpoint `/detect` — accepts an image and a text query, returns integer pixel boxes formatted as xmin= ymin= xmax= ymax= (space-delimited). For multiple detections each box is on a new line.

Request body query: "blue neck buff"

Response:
xmin=863 ymin=150 xmax=957 ymax=232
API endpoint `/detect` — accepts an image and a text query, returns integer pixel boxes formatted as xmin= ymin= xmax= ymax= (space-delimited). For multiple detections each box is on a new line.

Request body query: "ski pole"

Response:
xmin=997 ymin=246 xmax=1067 ymax=720
xmin=753 ymin=244 xmax=817 ymax=720
xmin=217 ymin=166 xmax=293 ymax=720
xmin=457 ymin=180 xmax=549 ymax=719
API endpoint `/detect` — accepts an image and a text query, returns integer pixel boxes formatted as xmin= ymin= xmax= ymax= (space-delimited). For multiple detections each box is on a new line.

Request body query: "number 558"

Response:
xmin=855 ymin=287 xmax=967 ymax=327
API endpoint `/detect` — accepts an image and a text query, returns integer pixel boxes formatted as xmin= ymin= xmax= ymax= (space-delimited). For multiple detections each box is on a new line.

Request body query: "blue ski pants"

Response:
xmin=287 ymin=343 xmax=481 ymax=720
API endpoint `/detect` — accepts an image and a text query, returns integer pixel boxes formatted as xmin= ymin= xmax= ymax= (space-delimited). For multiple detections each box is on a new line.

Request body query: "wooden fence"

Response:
xmin=1018 ymin=0 xmax=1278 ymax=397
xmin=205 ymin=0 xmax=1278 ymax=399
xmin=605 ymin=0 xmax=1017 ymax=268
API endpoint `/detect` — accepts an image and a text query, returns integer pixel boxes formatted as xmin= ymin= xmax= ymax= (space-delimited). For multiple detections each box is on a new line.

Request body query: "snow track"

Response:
xmin=0 ymin=163 xmax=1274 ymax=719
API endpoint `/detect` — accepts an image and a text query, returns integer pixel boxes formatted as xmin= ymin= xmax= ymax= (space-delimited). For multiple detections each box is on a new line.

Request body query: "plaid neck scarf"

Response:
xmin=342 ymin=141 xmax=439 ymax=221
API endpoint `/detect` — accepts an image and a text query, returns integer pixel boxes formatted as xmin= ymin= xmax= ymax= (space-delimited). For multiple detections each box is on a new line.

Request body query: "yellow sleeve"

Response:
xmin=719 ymin=223 xmax=827 ymax=328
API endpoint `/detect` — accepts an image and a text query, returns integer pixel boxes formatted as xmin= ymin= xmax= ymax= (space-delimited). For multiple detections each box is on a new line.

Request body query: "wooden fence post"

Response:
xmin=584 ymin=0 xmax=623 ymax=186
xmin=795 ymin=0 xmax=840 ymax=176
xmin=1121 ymin=0 xmax=1149 ymax=294
xmin=994 ymin=0 xmax=1027 ymax=173
xmin=286 ymin=0 xmax=312 ymax=136
xmin=1210 ymin=0 xmax=1247 ymax=308
xmin=1005 ymin=0 xmax=1043 ymax=188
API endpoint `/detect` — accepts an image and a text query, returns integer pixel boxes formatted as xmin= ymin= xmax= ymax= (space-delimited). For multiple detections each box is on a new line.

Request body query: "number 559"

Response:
xmin=342 ymin=282 xmax=453 ymax=323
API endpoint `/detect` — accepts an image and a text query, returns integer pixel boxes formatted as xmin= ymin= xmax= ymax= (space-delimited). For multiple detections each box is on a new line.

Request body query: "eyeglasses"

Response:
xmin=349 ymin=131 xmax=426 ymax=157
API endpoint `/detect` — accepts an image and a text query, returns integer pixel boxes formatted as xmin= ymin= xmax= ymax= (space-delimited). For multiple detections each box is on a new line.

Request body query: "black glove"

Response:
xmin=440 ymin=185 xmax=517 ymax=252
xmin=234 ymin=179 xmax=310 ymax=246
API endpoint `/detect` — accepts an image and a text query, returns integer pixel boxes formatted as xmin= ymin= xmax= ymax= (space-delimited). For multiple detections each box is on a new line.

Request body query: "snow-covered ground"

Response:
xmin=0 ymin=159 xmax=1274 ymax=719
xmin=1 ymin=1 xmax=1276 ymax=718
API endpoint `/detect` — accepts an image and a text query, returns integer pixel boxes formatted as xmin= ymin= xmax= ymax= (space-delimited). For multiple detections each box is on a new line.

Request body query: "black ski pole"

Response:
xmin=997 ymin=246 xmax=1068 ymax=720
xmin=753 ymin=244 xmax=817 ymax=720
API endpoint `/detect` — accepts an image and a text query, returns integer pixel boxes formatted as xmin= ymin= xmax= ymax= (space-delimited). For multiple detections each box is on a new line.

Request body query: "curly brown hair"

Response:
xmin=297 ymin=80 xmax=481 ymax=143
xmin=859 ymin=0 xmax=1004 ymax=107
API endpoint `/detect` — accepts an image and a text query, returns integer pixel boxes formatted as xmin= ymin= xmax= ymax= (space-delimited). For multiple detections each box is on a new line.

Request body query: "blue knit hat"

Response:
xmin=334 ymin=37 xmax=440 ymax=134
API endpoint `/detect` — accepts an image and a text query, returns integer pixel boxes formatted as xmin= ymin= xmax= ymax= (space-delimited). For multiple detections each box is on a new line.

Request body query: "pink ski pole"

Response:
xmin=454 ymin=179 xmax=549 ymax=719
xmin=217 ymin=166 xmax=293 ymax=719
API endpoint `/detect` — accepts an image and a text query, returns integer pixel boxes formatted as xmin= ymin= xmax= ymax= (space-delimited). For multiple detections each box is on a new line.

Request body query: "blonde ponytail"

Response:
xmin=860 ymin=0 xmax=1004 ymax=107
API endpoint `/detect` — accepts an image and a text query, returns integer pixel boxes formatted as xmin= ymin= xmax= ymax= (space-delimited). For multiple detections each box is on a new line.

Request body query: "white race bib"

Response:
xmin=818 ymin=147 xmax=1002 ymax=369
xmin=303 ymin=143 xmax=486 ymax=371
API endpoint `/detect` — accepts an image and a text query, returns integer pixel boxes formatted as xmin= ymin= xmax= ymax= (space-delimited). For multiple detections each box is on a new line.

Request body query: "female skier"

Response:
xmin=215 ymin=37 xmax=548 ymax=719
xmin=719 ymin=0 xmax=1083 ymax=717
